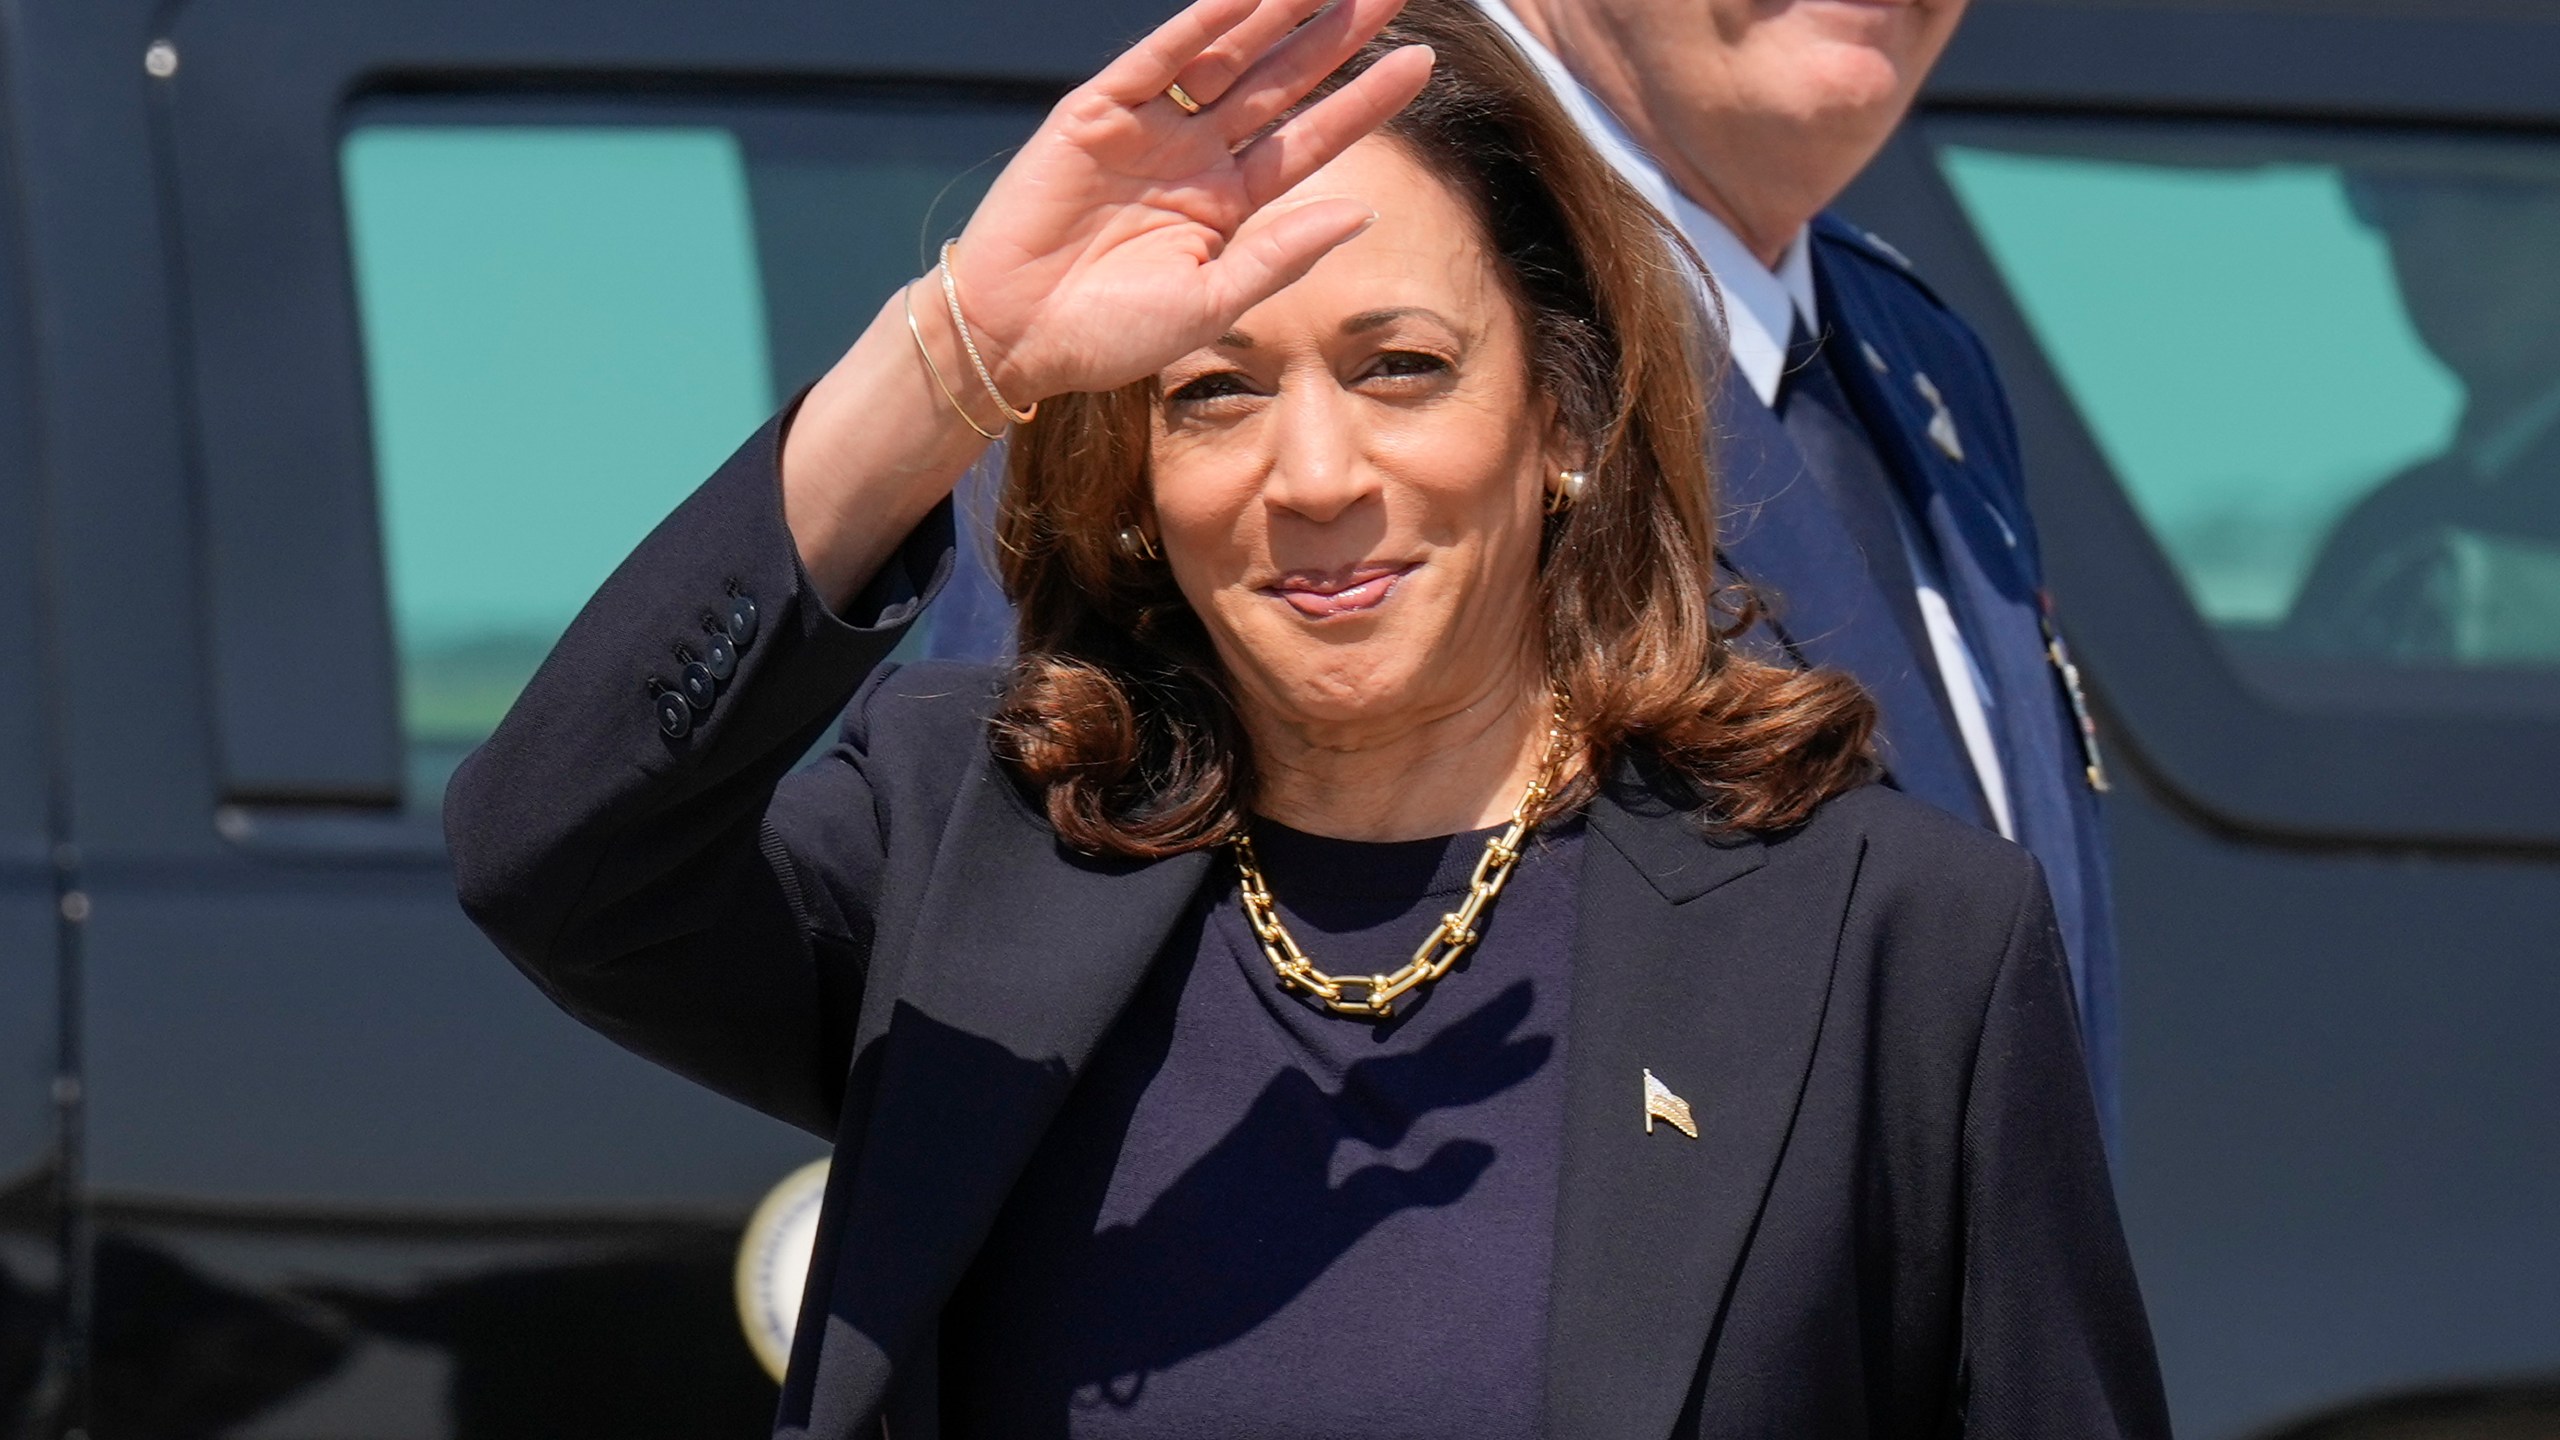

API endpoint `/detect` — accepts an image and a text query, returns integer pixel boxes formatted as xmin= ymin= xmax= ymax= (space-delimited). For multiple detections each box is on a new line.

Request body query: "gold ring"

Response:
xmin=1165 ymin=82 xmax=1203 ymax=115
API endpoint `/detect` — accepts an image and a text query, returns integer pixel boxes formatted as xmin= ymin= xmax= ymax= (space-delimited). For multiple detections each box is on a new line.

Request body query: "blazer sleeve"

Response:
xmin=445 ymin=400 xmax=955 ymax=1136
xmin=1958 ymin=877 xmax=2173 ymax=1438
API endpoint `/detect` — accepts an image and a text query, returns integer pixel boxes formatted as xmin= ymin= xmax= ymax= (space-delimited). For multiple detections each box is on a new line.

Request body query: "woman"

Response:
xmin=447 ymin=0 xmax=2170 ymax=1435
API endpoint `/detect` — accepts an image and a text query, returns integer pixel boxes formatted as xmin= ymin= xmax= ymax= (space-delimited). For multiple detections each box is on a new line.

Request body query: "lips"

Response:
xmin=1263 ymin=563 xmax=1416 ymax=619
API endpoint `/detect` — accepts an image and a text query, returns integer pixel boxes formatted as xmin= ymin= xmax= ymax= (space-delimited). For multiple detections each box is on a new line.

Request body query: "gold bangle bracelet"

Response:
xmin=904 ymin=280 xmax=1003 ymax=442
xmin=938 ymin=240 xmax=1038 ymax=426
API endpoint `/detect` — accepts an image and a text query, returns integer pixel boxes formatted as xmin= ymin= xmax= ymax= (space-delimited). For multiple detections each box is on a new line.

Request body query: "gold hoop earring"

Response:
xmin=1114 ymin=523 xmax=1160 ymax=562
xmin=1546 ymin=468 xmax=1589 ymax=515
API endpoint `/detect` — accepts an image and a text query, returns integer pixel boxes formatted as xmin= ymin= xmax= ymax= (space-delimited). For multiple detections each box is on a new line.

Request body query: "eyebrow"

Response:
xmin=1342 ymin=306 xmax=1453 ymax=336
xmin=1210 ymin=307 xmax=1458 ymax=352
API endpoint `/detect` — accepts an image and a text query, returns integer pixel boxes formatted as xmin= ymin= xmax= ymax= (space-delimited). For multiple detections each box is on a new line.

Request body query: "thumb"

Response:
xmin=1199 ymin=198 xmax=1379 ymax=321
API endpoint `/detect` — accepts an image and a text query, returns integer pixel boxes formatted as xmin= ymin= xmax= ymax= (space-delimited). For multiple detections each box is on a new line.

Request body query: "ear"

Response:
xmin=1534 ymin=391 xmax=1590 ymax=477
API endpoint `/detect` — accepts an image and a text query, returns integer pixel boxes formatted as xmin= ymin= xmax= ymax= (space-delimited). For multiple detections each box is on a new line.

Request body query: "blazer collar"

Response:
xmin=1545 ymin=768 xmax=1853 ymax=1439
xmin=1582 ymin=754 xmax=1766 ymax=903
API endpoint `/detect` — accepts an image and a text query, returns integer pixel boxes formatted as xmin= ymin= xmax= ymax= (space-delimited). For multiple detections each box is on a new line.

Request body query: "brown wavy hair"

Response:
xmin=990 ymin=0 xmax=1876 ymax=858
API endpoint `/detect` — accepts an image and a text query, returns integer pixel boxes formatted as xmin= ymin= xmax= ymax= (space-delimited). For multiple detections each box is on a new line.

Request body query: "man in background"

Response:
xmin=1473 ymin=0 xmax=2123 ymax=1123
xmin=2290 ymin=168 xmax=2560 ymax=664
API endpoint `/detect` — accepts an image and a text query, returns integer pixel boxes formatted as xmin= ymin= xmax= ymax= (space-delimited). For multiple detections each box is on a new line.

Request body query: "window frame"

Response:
xmin=1834 ymin=2 xmax=2560 ymax=846
xmin=154 ymin=0 xmax=1121 ymax=831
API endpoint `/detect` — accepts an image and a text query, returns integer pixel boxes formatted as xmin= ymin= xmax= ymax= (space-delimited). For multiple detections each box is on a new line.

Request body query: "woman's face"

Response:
xmin=1147 ymin=136 xmax=1564 ymax=742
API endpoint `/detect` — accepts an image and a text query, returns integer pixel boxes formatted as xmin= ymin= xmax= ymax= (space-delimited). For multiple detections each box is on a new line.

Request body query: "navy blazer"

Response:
xmin=1719 ymin=215 xmax=2120 ymax=1127
xmin=447 ymin=411 xmax=2167 ymax=1439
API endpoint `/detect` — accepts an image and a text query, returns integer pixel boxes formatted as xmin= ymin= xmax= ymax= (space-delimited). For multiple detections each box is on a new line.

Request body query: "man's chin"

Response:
xmin=1759 ymin=38 xmax=1920 ymax=123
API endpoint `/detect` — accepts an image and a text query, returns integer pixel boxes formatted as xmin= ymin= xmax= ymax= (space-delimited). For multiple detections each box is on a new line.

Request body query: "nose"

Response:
xmin=1260 ymin=375 xmax=1377 ymax=526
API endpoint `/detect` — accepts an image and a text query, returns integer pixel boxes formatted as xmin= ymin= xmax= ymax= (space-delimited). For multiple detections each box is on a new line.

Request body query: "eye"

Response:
xmin=1164 ymin=370 xmax=1256 ymax=405
xmin=1367 ymin=349 xmax=1452 ymax=381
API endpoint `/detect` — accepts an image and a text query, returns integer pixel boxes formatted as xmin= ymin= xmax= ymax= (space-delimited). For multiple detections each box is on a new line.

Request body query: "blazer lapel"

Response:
xmin=793 ymin=744 xmax=1213 ymax=1437
xmin=1713 ymin=365 xmax=1990 ymax=827
xmin=1544 ymin=773 xmax=1851 ymax=1440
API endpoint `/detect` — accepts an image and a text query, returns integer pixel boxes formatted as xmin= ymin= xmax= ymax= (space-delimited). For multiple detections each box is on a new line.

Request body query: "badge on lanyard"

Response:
xmin=2040 ymin=594 xmax=2111 ymax=794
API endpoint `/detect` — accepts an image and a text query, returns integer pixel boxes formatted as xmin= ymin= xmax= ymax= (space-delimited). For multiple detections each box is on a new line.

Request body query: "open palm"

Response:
xmin=942 ymin=0 xmax=1434 ymax=403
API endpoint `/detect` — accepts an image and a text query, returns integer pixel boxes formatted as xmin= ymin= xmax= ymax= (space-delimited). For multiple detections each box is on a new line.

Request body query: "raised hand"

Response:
xmin=941 ymin=0 xmax=1435 ymax=405
xmin=780 ymin=0 xmax=1429 ymax=606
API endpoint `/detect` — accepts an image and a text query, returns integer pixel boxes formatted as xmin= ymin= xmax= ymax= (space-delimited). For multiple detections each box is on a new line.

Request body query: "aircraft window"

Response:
xmin=1932 ymin=121 xmax=2560 ymax=715
xmin=340 ymin=103 xmax=1027 ymax=804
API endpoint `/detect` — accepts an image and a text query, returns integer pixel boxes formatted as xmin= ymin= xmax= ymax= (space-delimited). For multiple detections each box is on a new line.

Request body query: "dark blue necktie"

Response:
xmin=1773 ymin=316 xmax=1962 ymax=732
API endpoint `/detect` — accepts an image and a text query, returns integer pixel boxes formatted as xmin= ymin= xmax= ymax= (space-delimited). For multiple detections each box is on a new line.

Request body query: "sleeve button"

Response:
xmin=654 ymin=690 xmax=693 ymax=739
xmin=724 ymin=593 xmax=759 ymax=648
xmin=703 ymin=629 xmax=738 ymax=681
xmin=680 ymin=662 xmax=718 ymax=711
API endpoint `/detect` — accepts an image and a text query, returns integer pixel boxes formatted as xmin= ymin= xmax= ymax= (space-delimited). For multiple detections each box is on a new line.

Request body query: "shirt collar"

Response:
xmin=1470 ymin=0 xmax=1817 ymax=408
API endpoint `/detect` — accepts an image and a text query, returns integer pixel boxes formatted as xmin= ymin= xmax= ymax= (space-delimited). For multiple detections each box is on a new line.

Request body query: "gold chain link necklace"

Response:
xmin=1230 ymin=703 xmax=1573 ymax=1020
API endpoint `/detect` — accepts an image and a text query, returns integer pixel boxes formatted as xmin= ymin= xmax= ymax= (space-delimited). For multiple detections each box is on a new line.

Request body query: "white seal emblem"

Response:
xmin=733 ymin=1158 xmax=830 ymax=1382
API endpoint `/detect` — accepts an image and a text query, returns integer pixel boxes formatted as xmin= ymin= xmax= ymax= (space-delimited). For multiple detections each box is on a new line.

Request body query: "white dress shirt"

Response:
xmin=1473 ymin=0 xmax=2017 ymax=838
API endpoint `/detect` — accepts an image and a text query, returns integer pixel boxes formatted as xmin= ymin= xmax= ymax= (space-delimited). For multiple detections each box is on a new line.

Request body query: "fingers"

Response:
xmin=1234 ymin=43 xmax=1433 ymax=209
xmin=1209 ymin=0 xmax=1410 ymax=141
xmin=1199 ymin=196 xmax=1379 ymax=321
xmin=1090 ymin=0 xmax=1261 ymax=105
xmin=1164 ymin=0 xmax=1340 ymax=109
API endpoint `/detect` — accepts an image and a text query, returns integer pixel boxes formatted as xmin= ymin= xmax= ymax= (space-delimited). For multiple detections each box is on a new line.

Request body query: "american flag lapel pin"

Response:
xmin=1643 ymin=1068 xmax=1698 ymax=1139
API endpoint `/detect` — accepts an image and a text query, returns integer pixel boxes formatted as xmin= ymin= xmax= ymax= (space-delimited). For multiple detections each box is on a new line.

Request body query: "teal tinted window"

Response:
xmin=347 ymin=127 xmax=775 ymax=759
xmin=342 ymin=101 xmax=1030 ymax=802
xmin=1933 ymin=122 xmax=2560 ymax=701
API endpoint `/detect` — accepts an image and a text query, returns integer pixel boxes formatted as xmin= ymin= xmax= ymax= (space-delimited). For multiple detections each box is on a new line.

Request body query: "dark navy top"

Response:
xmin=941 ymin=815 xmax=1584 ymax=1440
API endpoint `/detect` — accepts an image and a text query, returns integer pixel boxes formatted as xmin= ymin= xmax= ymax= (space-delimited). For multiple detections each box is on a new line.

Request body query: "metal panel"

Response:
xmin=1941 ymin=0 xmax=2560 ymax=123
xmin=2107 ymin=765 xmax=2560 ymax=1437
xmin=6 ymin=0 xmax=223 ymax=860
xmin=0 ymin=19 xmax=72 ymax=1424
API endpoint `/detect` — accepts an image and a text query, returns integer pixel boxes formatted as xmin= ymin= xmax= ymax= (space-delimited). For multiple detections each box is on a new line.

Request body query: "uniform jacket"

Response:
xmin=1717 ymin=216 xmax=2123 ymax=1122
xmin=447 ymin=410 xmax=2170 ymax=1440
